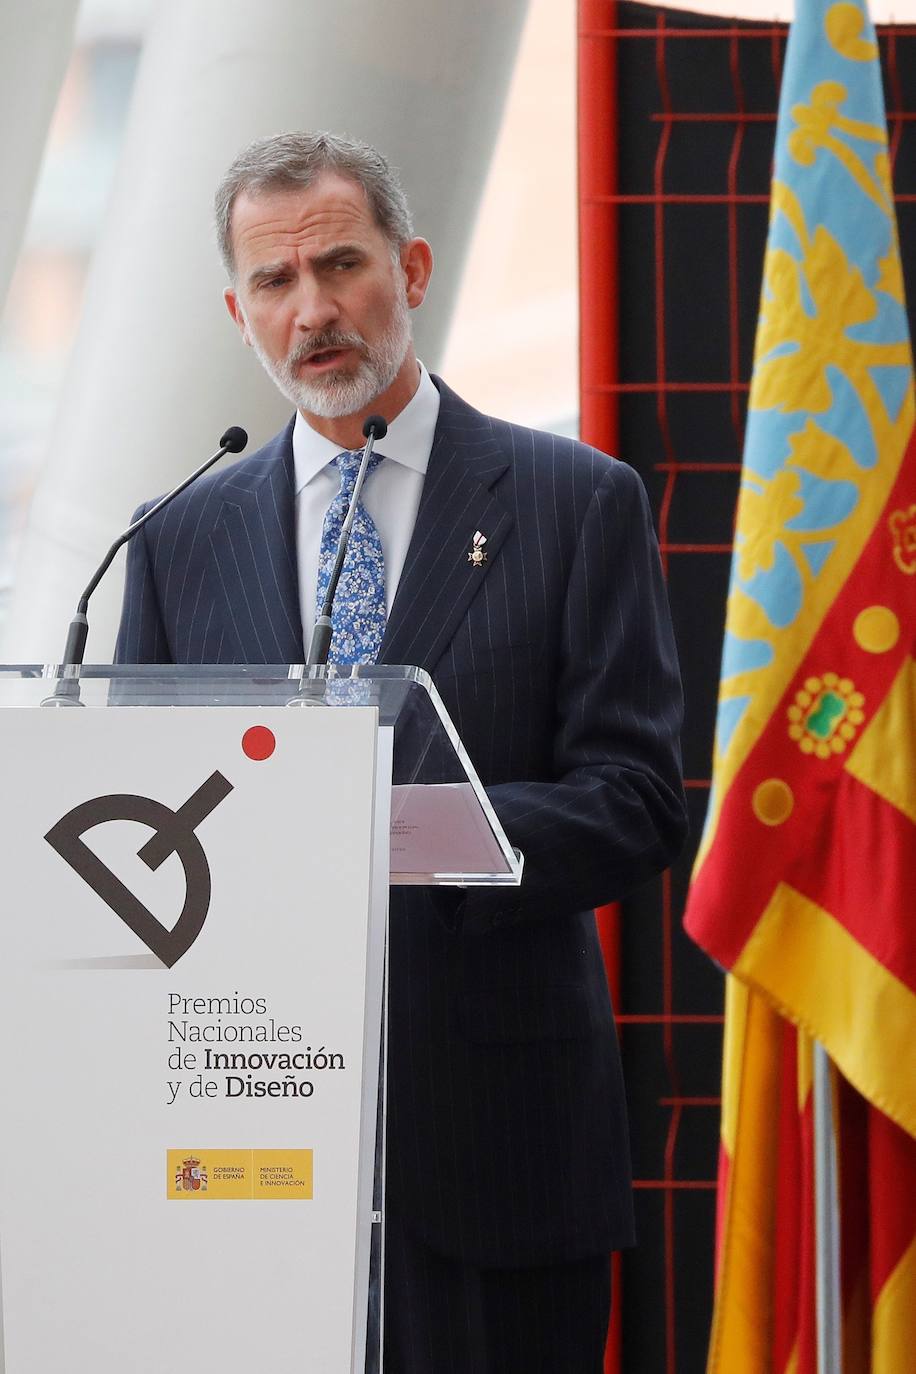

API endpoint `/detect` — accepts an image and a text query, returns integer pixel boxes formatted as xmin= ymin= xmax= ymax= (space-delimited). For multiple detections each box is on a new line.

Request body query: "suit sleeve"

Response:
xmin=113 ymin=504 xmax=173 ymax=664
xmin=464 ymin=462 xmax=687 ymax=926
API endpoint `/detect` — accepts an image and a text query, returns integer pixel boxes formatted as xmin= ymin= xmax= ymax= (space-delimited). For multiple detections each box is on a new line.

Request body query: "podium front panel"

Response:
xmin=0 ymin=701 xmax=388 ymax=1373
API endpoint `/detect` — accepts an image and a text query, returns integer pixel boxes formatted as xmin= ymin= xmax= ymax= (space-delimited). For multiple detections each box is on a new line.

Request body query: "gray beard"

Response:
xmin=245 ymin=289 xmax=412 ymax=419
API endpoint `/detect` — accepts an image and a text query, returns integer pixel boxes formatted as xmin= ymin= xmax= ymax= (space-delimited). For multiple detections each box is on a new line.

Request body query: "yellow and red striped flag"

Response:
xmin=684 ymin=0 xmax=916 ymax=1367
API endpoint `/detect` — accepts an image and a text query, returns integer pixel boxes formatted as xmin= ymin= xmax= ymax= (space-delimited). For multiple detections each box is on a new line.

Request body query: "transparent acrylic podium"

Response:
xmin=0 ymin=664 xmax=522 ymax=1374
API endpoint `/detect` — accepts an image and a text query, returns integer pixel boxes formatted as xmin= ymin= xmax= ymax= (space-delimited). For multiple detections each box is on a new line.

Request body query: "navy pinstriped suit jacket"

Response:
xmin=116 ymin=376 xmax=687 ymax=1267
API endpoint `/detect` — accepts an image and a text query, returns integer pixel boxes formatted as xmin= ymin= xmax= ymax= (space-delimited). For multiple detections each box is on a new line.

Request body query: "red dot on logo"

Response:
xmin=242 ymin=726 xmax=276 ymax=761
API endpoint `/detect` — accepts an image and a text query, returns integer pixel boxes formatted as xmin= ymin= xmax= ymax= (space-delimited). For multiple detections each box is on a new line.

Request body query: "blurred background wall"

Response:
xmin=0 ymin=0 xmax=575 ymax=659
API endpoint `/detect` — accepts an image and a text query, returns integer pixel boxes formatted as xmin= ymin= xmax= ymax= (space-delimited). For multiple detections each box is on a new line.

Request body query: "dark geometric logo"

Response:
xmin=44 ymin=772 xmax=233 ymax=968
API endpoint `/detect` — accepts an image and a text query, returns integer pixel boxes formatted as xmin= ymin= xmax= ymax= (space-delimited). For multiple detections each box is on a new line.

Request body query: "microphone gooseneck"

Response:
xmin=306 ymin=414 xmax=389 ymax=667
xmin=58 ymin=426 xmax=249 ymax=675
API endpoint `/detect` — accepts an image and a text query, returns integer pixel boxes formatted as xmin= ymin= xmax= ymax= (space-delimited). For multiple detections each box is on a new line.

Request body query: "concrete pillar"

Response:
xmin=0 ymin=0 xmax=79 ymax=316
xmin=3 ymin=0 xmax=529 ymax=662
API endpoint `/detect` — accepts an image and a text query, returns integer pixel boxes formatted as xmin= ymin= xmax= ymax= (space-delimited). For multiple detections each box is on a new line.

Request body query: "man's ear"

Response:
xmin=400 ymin=238 xmax=433 ymax=309
xmin=224 ymin=287 xmax=252 ymax=345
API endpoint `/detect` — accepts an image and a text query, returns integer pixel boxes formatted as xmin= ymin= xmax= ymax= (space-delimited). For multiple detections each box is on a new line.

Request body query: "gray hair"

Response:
xmin=214 ymin=131 xmax=414 ymax=277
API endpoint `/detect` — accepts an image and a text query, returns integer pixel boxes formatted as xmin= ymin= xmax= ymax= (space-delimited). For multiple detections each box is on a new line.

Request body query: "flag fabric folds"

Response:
xmin=684 ymin=0 xmax=916 ymax=1367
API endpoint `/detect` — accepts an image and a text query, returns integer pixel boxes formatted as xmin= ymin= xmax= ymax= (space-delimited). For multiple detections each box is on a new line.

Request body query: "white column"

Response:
xmin=3 ymin=0 xmax=529 ymax=663
xmin=0 ymin=0 xmax=79 ymax=316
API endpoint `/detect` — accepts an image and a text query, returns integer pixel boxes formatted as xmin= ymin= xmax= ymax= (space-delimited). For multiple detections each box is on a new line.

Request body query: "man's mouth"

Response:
xmin=301 ymin=347 xmax=351 ymax=372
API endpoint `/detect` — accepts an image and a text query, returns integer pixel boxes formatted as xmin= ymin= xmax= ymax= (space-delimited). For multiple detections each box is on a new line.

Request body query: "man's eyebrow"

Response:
xmin=247 ymin=261 xmax=292 ymax=287
xmin=311 ymin=243 xmax=366 ymax=269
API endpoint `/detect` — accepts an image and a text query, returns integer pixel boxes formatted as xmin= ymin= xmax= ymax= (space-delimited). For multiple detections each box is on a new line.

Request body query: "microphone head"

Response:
xmin=220 ymin=425 xmax=249 ymax=454
xmin=362 ymin=414 xmax=388 ymax=441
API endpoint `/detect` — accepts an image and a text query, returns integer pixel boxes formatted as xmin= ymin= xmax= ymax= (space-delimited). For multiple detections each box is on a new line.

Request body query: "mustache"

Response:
xmin=286 ymin=330 xmax=367 ymax=368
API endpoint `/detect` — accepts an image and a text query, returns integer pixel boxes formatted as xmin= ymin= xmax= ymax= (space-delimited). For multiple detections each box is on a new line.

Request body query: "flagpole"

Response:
xmin=813 ymin=1041 xmax=842 ymax=1374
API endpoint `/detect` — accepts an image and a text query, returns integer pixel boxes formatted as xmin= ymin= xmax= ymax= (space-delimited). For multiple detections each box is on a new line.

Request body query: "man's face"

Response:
xmin=224 ymin=174 xmax=431 ymax=420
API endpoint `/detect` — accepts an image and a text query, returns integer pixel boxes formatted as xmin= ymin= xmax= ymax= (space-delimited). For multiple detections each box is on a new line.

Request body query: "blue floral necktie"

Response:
xmin=316 ymin=448 xmax=387 ymax=664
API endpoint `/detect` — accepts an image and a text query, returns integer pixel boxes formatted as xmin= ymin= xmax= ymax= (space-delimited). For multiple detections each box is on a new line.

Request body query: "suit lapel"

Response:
xmin=208 ymin=419 xmax=305 ymax=664
xmin=379 ymin=380 xmax=513 ymax=672
xmin=204 ymin=382 xmax=513 ymax=670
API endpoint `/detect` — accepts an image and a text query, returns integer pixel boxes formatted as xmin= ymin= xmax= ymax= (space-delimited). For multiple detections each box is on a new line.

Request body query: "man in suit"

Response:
xmin=116 ymin=132 xmax=687 ymax=1373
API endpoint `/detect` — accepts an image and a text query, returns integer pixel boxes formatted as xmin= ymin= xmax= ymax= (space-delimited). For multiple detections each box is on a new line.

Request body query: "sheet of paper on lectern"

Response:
xmin=390 ymin=783 xmax=508 ymax=875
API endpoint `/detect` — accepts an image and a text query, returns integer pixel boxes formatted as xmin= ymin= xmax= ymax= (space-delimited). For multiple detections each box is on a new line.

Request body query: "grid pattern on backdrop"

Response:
xmin=577 ymin=4 xmax=916 ymax=1372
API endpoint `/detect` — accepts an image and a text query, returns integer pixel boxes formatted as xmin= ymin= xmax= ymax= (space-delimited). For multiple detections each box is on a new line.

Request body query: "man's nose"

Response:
xmin=292 ymin=280 xmax=339 ymax=333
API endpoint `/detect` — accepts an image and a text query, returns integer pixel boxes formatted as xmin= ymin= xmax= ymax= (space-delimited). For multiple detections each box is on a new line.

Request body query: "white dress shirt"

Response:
xmin=292 ymin=362 xmax=441 ymax=650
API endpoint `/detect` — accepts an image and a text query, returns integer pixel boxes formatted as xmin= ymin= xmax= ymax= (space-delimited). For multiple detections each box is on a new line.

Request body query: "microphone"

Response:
xmin=306 ymin=414 xmax=388 ymax=667
xmin=58 ymin=426 xmax=248 ymax=673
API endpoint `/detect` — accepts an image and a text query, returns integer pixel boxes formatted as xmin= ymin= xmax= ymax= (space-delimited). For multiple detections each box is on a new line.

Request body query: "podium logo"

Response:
xmin=44 ymin=771 xmax=234 ymax=968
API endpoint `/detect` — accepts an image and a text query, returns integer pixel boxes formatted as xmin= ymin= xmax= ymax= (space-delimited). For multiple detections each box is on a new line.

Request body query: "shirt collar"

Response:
xmin=292 ymin=361 xmax=440 ymax=494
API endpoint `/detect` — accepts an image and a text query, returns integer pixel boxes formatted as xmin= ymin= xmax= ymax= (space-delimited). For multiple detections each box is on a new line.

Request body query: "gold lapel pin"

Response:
xmin=468 ymin=530 xmax=488 ymax=566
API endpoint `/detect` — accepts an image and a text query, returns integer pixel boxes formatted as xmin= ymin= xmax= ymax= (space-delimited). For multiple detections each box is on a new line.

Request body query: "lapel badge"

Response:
xmin=468 ymin=530 xmax=488 ymax=566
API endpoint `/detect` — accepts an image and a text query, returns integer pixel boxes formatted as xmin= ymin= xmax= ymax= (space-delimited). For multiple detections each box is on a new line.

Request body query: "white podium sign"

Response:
xmin=0 ymin=705 xmax=389 ymax=1374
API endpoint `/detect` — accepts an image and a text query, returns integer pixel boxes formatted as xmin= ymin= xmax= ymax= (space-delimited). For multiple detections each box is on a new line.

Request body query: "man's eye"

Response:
xmin=333 ymin=259 xmax=358 ymax=271
xmin=259 ymin=277 xmax=288 ymax=290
